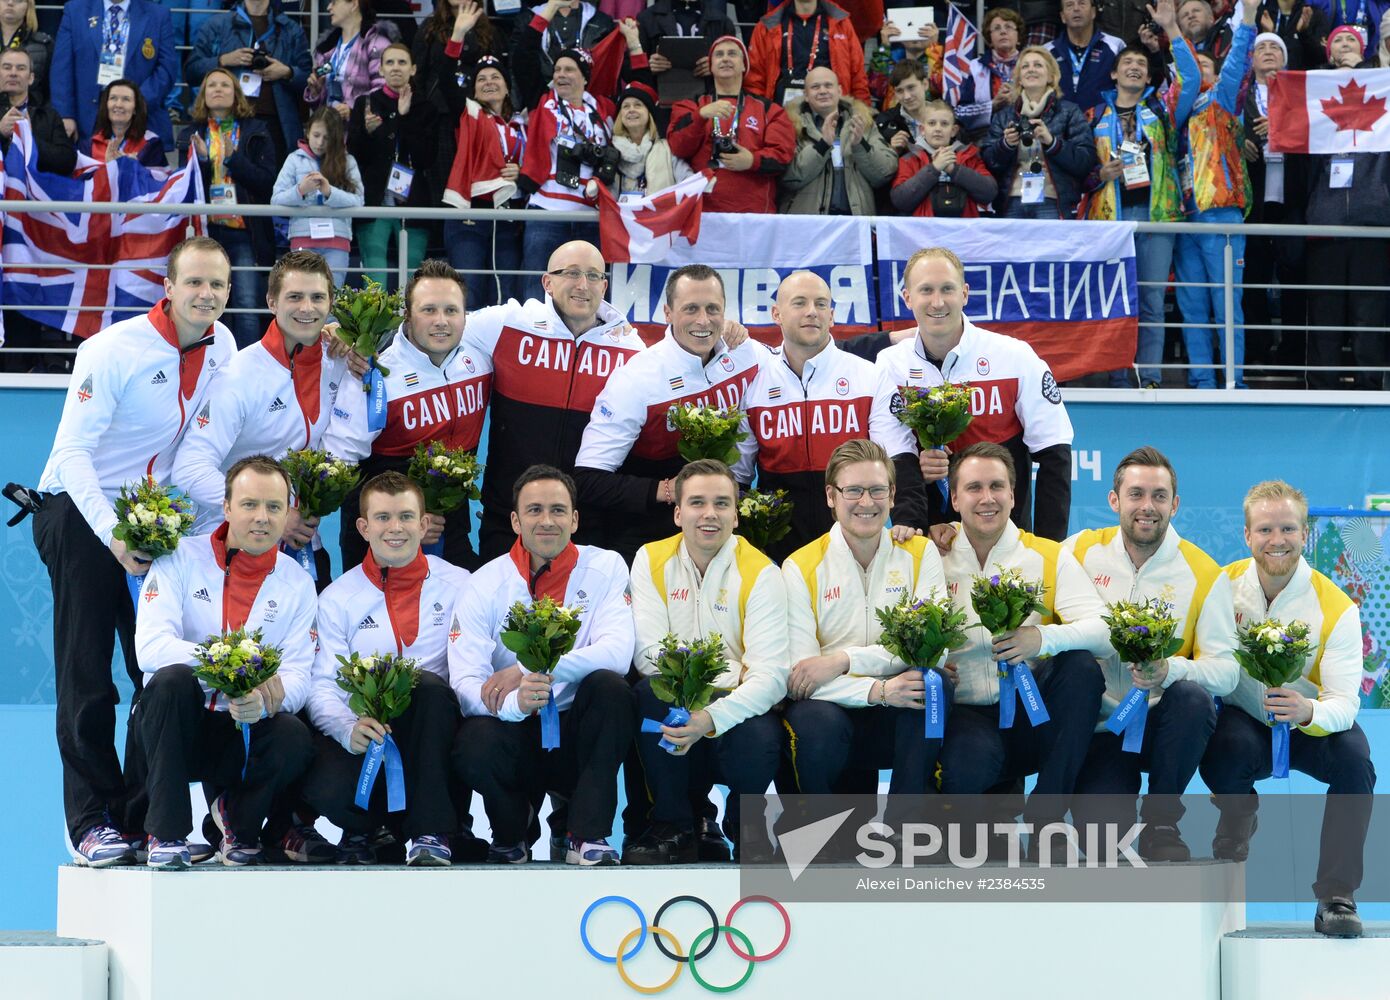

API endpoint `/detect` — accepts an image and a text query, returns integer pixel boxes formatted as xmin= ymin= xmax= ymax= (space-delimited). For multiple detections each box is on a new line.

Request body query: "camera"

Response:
xmin=251 ymin=44 xmax=271 ymax=72
xmin=1140 ymin=18 xmax=1159 ymax=35
xmin=555 ymin=138 xmax=621 ymax=189
xmin=314 ymin=62 xmax=332 ymax=78
xmin=712 ymin=131 xmax=739 ymax=158
xmin=1017 ymin=118 xmax=1035 ymax=147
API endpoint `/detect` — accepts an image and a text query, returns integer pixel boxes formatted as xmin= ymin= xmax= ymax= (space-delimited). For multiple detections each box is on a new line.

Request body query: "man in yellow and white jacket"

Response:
xmin=782 ymin=439 xmax=947 ymax=796
xmin=1199 ymin=480 xmax=1373 ymax=938
xmin=1063 ymin=446 xmax=1237 ymax=863
xmin=628 ymin=459 xmax=789 ymax=865
xmin=937 ymin=442 xmax=1109 ymax=844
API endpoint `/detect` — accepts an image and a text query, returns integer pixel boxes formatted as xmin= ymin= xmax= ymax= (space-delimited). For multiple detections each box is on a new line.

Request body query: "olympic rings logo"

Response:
xmin=579 ymin=894 xmax=791 ymax=994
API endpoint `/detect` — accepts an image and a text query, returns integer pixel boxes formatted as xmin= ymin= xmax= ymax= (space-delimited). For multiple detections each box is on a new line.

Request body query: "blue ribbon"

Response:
xmin=1106 ymin=685 xmax=1150 ymax=753
xmin=355 ymin=733 xmax=407 ymax=812
xmin=929 ymin=445 xmax=950 ymax=504
xmin=126 ymin=571 xmax=143 ymax=610
xmin=423 ymin=531 xmax=445 ymax=558
xmin=640 ymin=706 xmax=690 ymax=754
xmin=922 ymin=667 xmax=945 ymax=739
xmin=240 ymin=723 xmax=251 ymax=780
xmin=285 ymin=541 xmax=316 ymax=581
xmin=540 ymin=690 xmax=560 ymax=751
xmin=364 ymin=362 xmax=387 ymax=433
xmin=998 ymin=661 xmax=1050 ymax=729
xmin=1269 ymin=713 xmax=1290 ymax=779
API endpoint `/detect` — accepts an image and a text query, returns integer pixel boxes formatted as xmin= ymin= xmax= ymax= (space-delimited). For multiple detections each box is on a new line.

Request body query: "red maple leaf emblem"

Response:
xmin=1320 ymin=79 xmax=1387 ymax=145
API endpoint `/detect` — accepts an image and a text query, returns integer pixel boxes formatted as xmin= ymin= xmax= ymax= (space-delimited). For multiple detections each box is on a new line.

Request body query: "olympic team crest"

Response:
xmin=1041 ymin=371 xmax=1062 ymax=404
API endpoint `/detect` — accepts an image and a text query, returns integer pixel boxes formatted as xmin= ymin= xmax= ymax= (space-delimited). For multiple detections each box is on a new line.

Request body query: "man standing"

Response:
xmin=627 ymin=459 xmax=789 ymax=864
xmin=937 ymin=443 xmax=1109 ymax=854
xmin=463 ymin=240 xmax=646 ymax=561
xmin=877 ymin=246 xmax=1075 ymax=545
xmin=1064 ymin=446 xmax=1237 ymax=861
xmin=0 ymin=48 xmax=76 ymax=173
xmin=306 ymin=472 xmax=468 ymax=866
xmin=1200 ymin=481 xmax=1374 ymax=938
xmin=450 ymin=465 xmax=635 ymax=865
xmin=133 ymin=456 xmax=317 ymax=867
xmin=573 ymin=265 xmax=763 ymax=565
xmin=1049 ymin=0 xmax=1123 ymax=113
xmin=744 ymin=0 xmax=868 ymax=105
xmin=735 ymin=269 xmax=928 ymax=561
xmin=780 ymin=66 xmax=897 ymax=216
xmin=324 ymin=259 xmax=493 ymax=571
xmin=25 ymin=237 xmax=234 ymax=866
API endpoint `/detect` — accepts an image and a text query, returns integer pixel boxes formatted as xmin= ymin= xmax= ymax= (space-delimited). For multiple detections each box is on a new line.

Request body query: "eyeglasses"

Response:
xmin=831 ymin=485 xmax=891 ymax=501
xmin=548 ymin=268 xmax=607 ymax=284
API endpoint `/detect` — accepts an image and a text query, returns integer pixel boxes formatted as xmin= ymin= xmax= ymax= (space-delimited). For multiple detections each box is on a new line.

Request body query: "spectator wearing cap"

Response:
xmin=1297 ymin=23 xmax=1390 ymax=389
xmin=1049 ymin=0 xmax=1122 ymax=112
xmin=637 ymin=0 xmax=738 ymax=92
xmin=780 ymin=65 xmax=897 ymax=215
xmin=1308 ymin=0 xmax=1388 ymax=30
xmin=609 ymin=81 xmax=692 ymax=197
xmin=1253 ymin=0 xmax=1327 ymax=67
xmin=512 ymin=0 xmax=616 ymax=113
xmin=666 ymin=34 xmax=796 ymax=214
xmin=745 ymin=0 xmax=869 ymax=106
xmin=305 ymin=0 xmax=401 ymax=123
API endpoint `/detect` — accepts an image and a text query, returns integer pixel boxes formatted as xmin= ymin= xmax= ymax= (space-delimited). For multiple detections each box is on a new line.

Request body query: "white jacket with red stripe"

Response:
xmin=134 ymin=528 xmax=317 ymax=715
xmin=38 ymin=302 xmax=235 ymax=546
xmin=521 ymin=88 xmax=615 ymax=211
xmin=308 ymin=550 xmax=470 ymax=750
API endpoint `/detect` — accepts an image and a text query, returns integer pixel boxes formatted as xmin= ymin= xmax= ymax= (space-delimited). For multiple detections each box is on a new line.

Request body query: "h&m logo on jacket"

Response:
xmin=669 ymin=588 xmax=689 ymax=602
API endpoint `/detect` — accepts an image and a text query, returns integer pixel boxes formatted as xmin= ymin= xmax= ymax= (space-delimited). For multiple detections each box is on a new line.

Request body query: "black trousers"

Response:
xmin=783 ymin=697 xmax=941 ymax=795
xmin=634 ymin=677 xmax=783 ymax=841
xmin=1305 ymin=238 xmax=1389 ymax=390
xmin=302 ymin=672 xmax=459 ymax=839
xmin=453 ymin=670 xmax=635 ymax=844
xmin=1200 ymin=707 xmax=1375 ymax=898
xmin=32 ymin=491 xmax=144 ymax=841
xmin=135 ymin=666 xmax=313 ymax=842
xmin=1073 ymin=679 xmax=1216 ymax=828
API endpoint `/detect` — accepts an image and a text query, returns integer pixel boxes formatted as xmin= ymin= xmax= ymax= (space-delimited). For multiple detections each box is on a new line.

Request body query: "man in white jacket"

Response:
xmin=132 ymin=456 xmax=317 ymax=868
xmin=449 ymin=465 xmax=635 ymax=866
xmin=1200 ymin=480 xmax=1374 ymax=938
xmin=627 ymin=459 xmax=789 ymax=865
xmin=306 ymin=472 xmax=469 ymax=866
xmin=25 ymin=236 xmax=235 ymax=867
xmin=1064 ymin=446 xmax=1237 ymax=862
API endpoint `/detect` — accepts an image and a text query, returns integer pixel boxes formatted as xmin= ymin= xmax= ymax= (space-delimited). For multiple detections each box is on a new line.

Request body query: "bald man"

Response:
xmin=734 ymin=270 xmax=929 ymax=560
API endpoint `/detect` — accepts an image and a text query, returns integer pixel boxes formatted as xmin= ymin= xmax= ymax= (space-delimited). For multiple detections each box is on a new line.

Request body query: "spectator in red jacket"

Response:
xmin=666 ymin=34 xmax=796 ymax=214
xmin=890 ymin=100 xmax=997 ymax=217
xmin=745 ymin=0 xmax=869 ymax=106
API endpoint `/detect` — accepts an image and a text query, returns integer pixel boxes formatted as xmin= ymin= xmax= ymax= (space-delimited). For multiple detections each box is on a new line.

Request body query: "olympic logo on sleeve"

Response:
xmin=579 ymin=894 xmax=791 ymax=994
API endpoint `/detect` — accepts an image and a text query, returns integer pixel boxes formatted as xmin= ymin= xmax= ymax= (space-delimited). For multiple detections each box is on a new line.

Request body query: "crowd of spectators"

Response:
xmin=1 ymin=0 xmax=1388 ymax=388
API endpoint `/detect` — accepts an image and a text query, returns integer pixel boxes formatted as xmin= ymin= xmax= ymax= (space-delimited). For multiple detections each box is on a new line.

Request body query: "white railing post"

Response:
xmin=398 ymin=224 xmax=409 ymax=292
xmin=1223 ymin=238 xmax=1236 ymax=390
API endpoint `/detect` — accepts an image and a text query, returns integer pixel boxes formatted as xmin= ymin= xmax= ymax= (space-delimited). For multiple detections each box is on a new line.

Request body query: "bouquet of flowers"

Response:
xmin=971 ymin=569 xmax=1051 ymax=729
xmin=406 ymin=442 xmax=483 ymax=556
xmin=335 ymin=652 xmax=421 ymax=811
xmin=893 ymin=382 xmax=974 ymax=450
xmin=1234 ymin=618 xmax=1313 ymax=778
xmin=192 ymin=627 xmax=282 ymax=775
xmin=667 ymin=402 xmax=747 ymax=466
xmin=279 ymin=449 xmax=361 ymax=578
xmin=1101 ymin=599 xmax=1185 ymax=752
xmin=499 ymin=597 xmax=583 ymax=749
xmin=736 ymin=488 xmax=793 ymax=554
xmin=875 ymin=593 xmax=970 ymax=738
xmin=332 ymin=280 xmax=401 ymax=433
xmin=112 ymin=477 xmax=197 ymax=606
xmin=641 ymin=633 xmax=727 ymax=754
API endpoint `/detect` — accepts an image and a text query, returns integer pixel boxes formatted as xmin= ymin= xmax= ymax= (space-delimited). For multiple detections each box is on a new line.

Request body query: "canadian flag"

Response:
xmin=597 ymin=172 xmax=712 ymax=264
xmin=1268 ymin=68 xmax=1390 ymax=154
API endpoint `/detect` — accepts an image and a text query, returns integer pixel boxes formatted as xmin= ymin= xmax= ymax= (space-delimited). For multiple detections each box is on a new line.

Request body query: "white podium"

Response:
xmin=1222 ymin=923 xmax=1390 ymax=999
xmin=0 ymin=931 xmax=107 ymax=1000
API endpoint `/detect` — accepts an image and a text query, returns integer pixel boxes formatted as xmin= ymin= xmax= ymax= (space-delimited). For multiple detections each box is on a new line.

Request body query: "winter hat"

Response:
xmin=708 ymin=33 xmax=749 ymax=72
xmin=1325 ymin=24 xmax=1366 ymax=61
xmin=616 ymin=81 xmax=659 ymax=122
xmin=555 ymin=46 xmax=593 ymax=81
xmin=1252 ymin=31 xmax=1287 ymax=63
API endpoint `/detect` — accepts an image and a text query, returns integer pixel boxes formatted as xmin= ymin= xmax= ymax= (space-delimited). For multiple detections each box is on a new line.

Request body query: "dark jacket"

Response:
xmin=1299 ymin=151 xmax=1390 ymax=227
xmin=186 ymin=4 xmax=313 ymax=154
xmin=512 ymin=3 xmax=616 ymax=112
xmin=177 ymin=116 xmax=277 ymax=261
xmin=411 ymin=23 xmax=507 ymax=204
xmin=636 ymin=0 xmax=738 ymax=58
xmin=0 ymin=96 xmax=76 ymax=174
xmin=347 ymin=86 xmax=438 ymax=206
xmin=980 ymin=91 xmax=1097 ymax=218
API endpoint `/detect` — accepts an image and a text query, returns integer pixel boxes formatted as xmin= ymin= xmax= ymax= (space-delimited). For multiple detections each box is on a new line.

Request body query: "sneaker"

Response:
xmin=622 ymin=823 xmax=696 ymax=866
xmin=1141 ymin=380 xmax=1161 ymax=390
xmin=486 ymin=841 xmax=530 ymax=864
xmin=146 ymin=837 xmax=190 ymax=870
xmin=407 ymin=834 xmax=453 ymax=867
xmin=1137 ymin=824 xmax=1191 ymax=863
xmin=74 ymin=822 xmax=136 ymax=868
xmin=449 ymin=832 xmax=490 ymax=863
xmin=337 ymin=832 xmax=375 ymax=865
xmin=210 ymin=795 xmax=261 ymax=867
xmin=1315 ymin=896 xmax=1363 ymax=938
xmin=697 ymin=817 xmax=732 ymax=862
xmin=136 ymin=839 xmax=215 ymax=865
xmin=279 ymin=824 xmax=338 ymax=864
xmin=564 ymin=835 xmax=619 ymax=867
xmin=1212 ymin=813 xmax=1258 ymax=862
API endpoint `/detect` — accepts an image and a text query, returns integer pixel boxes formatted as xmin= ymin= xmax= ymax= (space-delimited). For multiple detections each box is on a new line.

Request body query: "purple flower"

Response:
xmin=236 ymin=667 xmax=247 ymax=678
xmin=1129 ymin=625 xmax=1150 ymax=636
xmin=1280 ymin=633 xmax=1291 ymax=643
xmin=990 ymin=575 xmax=1001 ymax=587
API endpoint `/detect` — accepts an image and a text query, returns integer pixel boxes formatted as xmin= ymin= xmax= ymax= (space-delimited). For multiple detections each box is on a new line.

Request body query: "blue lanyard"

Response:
xmin=234 ymin=6 xmax=276 ymax=49
xmin=1067 ymin=32 xmax=1101 ymax=88
xmin=1338 ymin=0 xmax=1367 ymax=25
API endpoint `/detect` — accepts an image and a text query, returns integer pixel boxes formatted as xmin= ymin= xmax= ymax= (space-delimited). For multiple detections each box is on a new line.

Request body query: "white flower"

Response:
xmin=160 ymin=513 xmax=181 ymax=529
xmin=208 ymin=642 xmax=230 ymax=659
xmin=238 ymin=638 xmax=259 ymax=655
xmin=138 ymin=508 xmax=159 ymax=526
xmin=360 ymin=655 xmax=377 ymax=671
xmin=432 ymin=455 xmax=448 ymax=469
xmin=126 ymin=512 xmax=139 ymax=525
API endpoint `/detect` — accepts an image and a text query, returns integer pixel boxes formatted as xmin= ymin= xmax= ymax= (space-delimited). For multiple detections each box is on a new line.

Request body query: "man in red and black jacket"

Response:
xmin=666 ymin=34 xmax=795 ymax=215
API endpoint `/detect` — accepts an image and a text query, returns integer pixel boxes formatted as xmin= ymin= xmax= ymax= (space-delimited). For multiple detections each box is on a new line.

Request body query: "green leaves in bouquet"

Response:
xmin=1233 ymin=619 xmax=1312 ymax=688
xmin=332 ymin=279 xmax=402 ymax=378
xmin=407 ymin=442 xmax=483 ymax=515
xmin=1101 ymin=598 xmax=1185 ymax=665
xmin=499 ymin=597 xmax=583 ymax=674
xmin=334 ymin=652 xmax=421 ymax=724
xmin=874 ymin=593 xmax=970 ymax=670
xmin=279 ymin=448 xmax=361 ymax=519
xmin=894 ymin=382 xmax=974 ymax=449
xmin=970 ymin=569 xmax=1049 ymax=636
xmin=735 ymin=488 xmax=794 ymax=553
xmin=651 ymin=633 xmax=727 ymax=713
xmin=668 ymin=403 xmax=748 ymax=467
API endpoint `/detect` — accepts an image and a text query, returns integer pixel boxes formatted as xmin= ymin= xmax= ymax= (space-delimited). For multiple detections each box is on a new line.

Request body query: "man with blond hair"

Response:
xmin=1200 ymin=480 xmax=1373 ymax=938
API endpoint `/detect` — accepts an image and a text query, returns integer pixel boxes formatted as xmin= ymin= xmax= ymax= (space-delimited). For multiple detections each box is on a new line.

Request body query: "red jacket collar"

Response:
xmin=148 ymin=298 xmax=216 ymax=352
xmin=362 ymin=546 xmax=430 ymax=594
xmin=508 ymin=539 xmax=579 ymax=602
xmin=210 ymin=522 xmax=280 ymax=577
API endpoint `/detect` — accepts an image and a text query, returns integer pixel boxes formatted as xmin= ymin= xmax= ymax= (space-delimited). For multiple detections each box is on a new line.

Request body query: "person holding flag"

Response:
xmin=940 ymin=5 xmax=994 ymax=133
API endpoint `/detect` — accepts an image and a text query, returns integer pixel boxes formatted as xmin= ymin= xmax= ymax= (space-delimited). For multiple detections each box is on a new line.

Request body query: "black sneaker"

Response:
xmin=697 ymin=817 xmax=732 ymax=862
xmin=622 ymin=824 xmax=696 ymax=866
xmin=1212 ymin=813 xmax=1258 ymax=862
xmin=1137 ymin=824 xmax=1191 ymax=863
xmin=1315 ymin=897 xmax=1363 ymax=938
xmin=450 ymin=833 xmax=490 ymax=864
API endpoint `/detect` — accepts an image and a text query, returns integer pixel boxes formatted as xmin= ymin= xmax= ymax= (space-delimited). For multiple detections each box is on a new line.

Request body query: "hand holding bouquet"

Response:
xmin=192 ymin=627 xmax=283 ymax=777
xmin=643 ymin=633 xmax=727 ymax=753
xmin=875 ymin=593 xmax=970 ymax=737
xmin=668 ymin=402 xmax=747 ymax=466
xmin=499 ymin=597 xmax=583 ymax=749
xmin=735 ymin=488 xmax=793 ymax=554
xmin=407 ymin=442 xmax=483 ymax=516
xmin=335 ymin=652 xmax=421 ymax=811
xmin=1235 ymin=618 xmax=1313 ymax=778
xmin=892 ymin=381 xmax=974 ymax=449
xmin=970 ymin=569 xmax=1051 ymax=728
xmin=331 ymin=279 xmax=400 ymax=381
xmin=112 ymin=477 xmax=197 ymax=605
xmin=280 ymin=449 xmax=361 ymax=520
xmin=1101 ymin=599 xmax=1184 ymax=752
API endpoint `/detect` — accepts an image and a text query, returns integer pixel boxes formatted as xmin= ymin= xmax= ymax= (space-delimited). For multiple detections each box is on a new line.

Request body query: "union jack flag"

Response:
xmin=1 ymin=121 xmax=204 ymax=339
xmin=941 ymin=6 xmax=980 ymax=106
